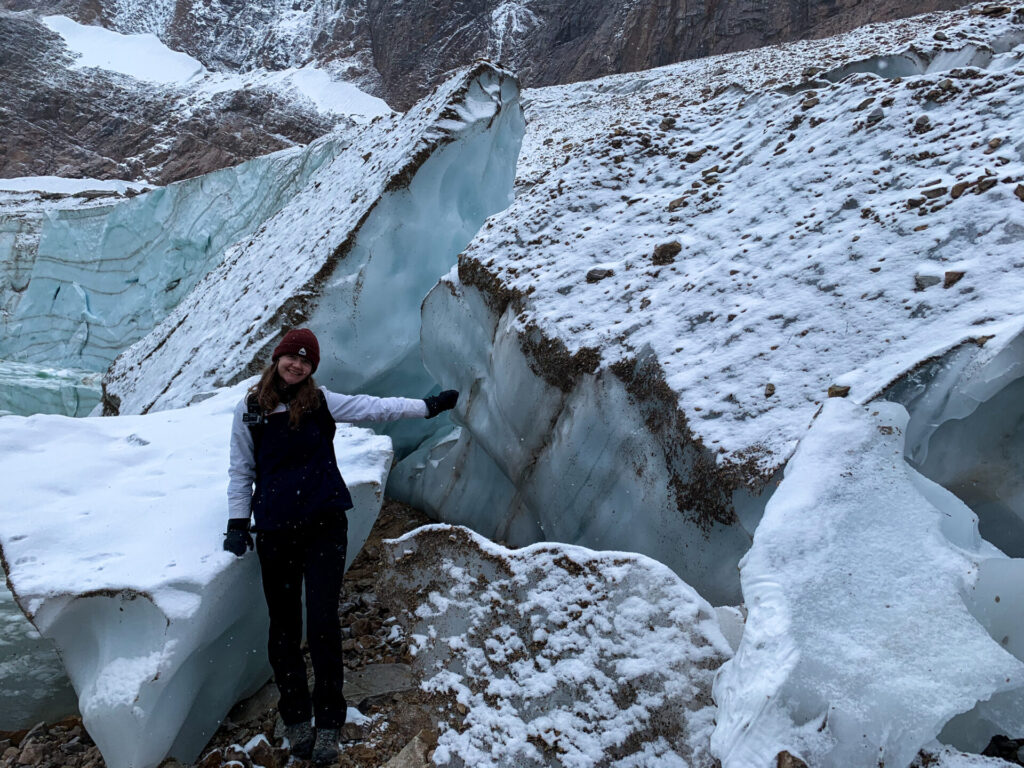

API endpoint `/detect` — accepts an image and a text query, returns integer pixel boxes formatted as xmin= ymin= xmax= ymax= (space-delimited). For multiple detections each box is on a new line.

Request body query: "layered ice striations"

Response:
xmin=0 ymin=136 xmax=344 ymax=377
xmin=0 ymin=383 xmax=393 ymax=766
xmin=711 ymin=399 xmax=1024 ymax=768
xmin=103 ymin=63 xmax=524 ymax=449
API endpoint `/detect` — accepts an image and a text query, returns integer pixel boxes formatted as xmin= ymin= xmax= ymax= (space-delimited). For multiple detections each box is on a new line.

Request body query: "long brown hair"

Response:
xmin=248 ymin=361 xmax=321 ymax=428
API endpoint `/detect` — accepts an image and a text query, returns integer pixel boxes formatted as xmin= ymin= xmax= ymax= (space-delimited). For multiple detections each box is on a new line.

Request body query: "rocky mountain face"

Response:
xmin=2 ymin=0 xmax=975 ymax=184
xmin=0 ymin=10 xmax=337 ymax=183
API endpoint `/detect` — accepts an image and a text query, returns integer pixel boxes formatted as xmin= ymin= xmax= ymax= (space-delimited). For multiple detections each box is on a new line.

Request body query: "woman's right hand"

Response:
xmin=223 ymin=519 xmax=254 ymax=556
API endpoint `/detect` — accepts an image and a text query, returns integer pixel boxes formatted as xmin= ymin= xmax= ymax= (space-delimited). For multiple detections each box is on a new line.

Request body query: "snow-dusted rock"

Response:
xmin=0 ymin=382 xmax=393 ymax=767
xmin=103 ymin=63 xmax=524 ymax=445
xmin=378 ymin=525 xmax=730 ymax=767
xmin=393 ymin=6 xmax=1024 ymax=602
xmin=711 ymin=399 xmax=1024 ymax=768
xmin=0 ymin=136 xmax=343 ymax=380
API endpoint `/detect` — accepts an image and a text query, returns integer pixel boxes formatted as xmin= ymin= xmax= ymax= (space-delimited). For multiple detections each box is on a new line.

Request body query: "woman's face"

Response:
xmin=277 ymin=354 xmax=313 ymax=386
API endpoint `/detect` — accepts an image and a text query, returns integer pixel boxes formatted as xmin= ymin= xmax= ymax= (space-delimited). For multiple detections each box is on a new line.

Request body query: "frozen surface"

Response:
xmin=379 ymin=525 xmax=730 ymax=767
xmin=0 ymin=136 xmax=342 ymax=375
xmin=104 ymin=63 xmax=524 ymax=446
xmin=0 ymin=381 xmax=392 ymax=767
xmin=0 ymin=177 xmax=151 ymax=194
xmin=711 ymin=399 xmax=1024 ymax=768
xmin=0 ymin=359 xmax=101 ymax=417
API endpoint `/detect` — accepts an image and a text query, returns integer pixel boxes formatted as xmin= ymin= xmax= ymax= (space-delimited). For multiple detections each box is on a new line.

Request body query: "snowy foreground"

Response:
xmin=0 ymin=383 xmax=391 ymax=765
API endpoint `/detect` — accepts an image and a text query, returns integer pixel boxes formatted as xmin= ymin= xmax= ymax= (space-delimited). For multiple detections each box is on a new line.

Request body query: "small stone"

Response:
xmin=921 ymin=185 xmax=947 ymax=199
xmin=987 ymin=137 xmax=1003 ymax=150
xmin=764 ymin=383 xmax=776 ymax=398
xmin=802 ymin=66 xmax=824 ymax=78
xmin=972 ymin=3 xmax=1011 ymax=16
xmin=652 ymin=241 xmax=682 ymax=265
xmin=1015 ymin=184 xmax=1024 ymax=202
xmin=340 ymin=721 xmax=366 ymax=742
xmin=828 ymin=385 xmax=851 ymax=398
xmin=683 ymin=148 xmax=707 ymax=163
xmin=944 ymin=271 xmax=965 ymax=289
xmin=659 ymin=117 xmax=676 ymax=131
xmin=777 ymin=751 xmax=809 ymax=768
xmin=913 ymin=115 xmax=931 ymax=133
xmin=456 ymin=702 xmax=467 ymax=714
xmin=915 ymin=274 xmax=942 ymax=291
xmin=866 ymin=107 xmax=884 ymax=126
xmin=951 ymin=181 xmax=971 ymax=199
xmin=801 ymin=96 xmax=819 ymax=110
xmin=17 ymin=744 xmax=44 ymax=766
xmin=585 ymin=267 xmax=613 ymax=283
xmin=3 ymin=747 xmax=19 ymax=761
xmin=853 ymin=97 xmax=874 ymax=111
xmin=906 ymin=197 xmax=926 ymax=209
xmin=667 ymin=196 xmax=687 ymax=211
xmin=247 ymin=737 xmax=283 ymax=768
xmin=975 ymin=177 xmax=998 ymax=193
xmin=195 ymin=748 xmax=224 ymax=768
xmin=933 ymin=30 xmax=949 ymax=41
xmin=223 ymin=745 xmax=250 ymax=766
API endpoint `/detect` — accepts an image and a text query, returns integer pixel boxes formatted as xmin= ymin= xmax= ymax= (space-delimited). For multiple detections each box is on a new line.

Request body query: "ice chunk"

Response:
xmin=0 ymin=358 xmax=101 ymax=417
xmin=103 ymin=62 xmax=525 ymax=449
xmin=378 ymin=525 xmax=731 ymax=767
xmin=711 ymin=400 xmax=1024 ymax=768
xmin=0 ymin=383 xmax=392 ymax=768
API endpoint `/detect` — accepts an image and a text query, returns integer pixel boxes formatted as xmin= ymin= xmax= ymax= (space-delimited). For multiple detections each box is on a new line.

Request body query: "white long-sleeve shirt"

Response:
xmin=227 ymin=387 xmax=428 ymax=521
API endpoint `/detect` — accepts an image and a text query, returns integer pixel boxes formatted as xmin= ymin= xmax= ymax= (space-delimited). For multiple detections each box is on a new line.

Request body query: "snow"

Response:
xmin=380 ymin=525 xmax=730 ymax=767
xmin=42 ymin=15 xmax=206 ymax=84
xmin=0 ymin=177 xmax=151 ymax=195
xmin=0 ymin=381 xmax=393 ymax=766
xmin=711 ymin=399 xmax=1024 ymax=768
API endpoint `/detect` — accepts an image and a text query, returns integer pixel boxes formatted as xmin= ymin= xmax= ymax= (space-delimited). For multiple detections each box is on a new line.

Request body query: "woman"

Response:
xmin=223 ymin=328 xmax=456 ymax=763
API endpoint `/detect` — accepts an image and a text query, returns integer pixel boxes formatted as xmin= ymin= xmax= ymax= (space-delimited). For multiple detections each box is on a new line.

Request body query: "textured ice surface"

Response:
xmin=0 ymin=565 xmax=77 ymax=730
xmin=0 ymin=137 xmax=343 ymax=376
xmin=0 ymin=359 xmax=101 ymax=417
xmin=0 ymin=382 xmax=392 ymax=767
xmin=104 ymin=63 xmax=524 ymax=443
xmin=711 ymin=399 xmax=1024 ymax=768
xmin=379 ymin=525 xmax=730 ymax=767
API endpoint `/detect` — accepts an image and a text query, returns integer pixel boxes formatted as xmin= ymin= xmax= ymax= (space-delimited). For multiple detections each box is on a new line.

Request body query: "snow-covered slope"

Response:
xmin=392 ymin=5 xmax=1024 ymax=603
xmin=0 ymin=382 xmax=393 ymax=765
xmin=102 ymin=64 xmax=524 ymax=437
xmin=379 ymin=525 xmax=730 ymax=767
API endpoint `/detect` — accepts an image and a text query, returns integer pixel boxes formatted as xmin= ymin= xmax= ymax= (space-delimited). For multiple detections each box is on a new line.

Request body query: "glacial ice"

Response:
xmin=0 ymin=383 xmax=392 ymax=767
xmin=711 ymin=399 xmax=1024 ymax=768
xmin=0 ymin=135 xmax=343 ymax=374
xmin=103 ymin=63 xmax=525 ymax=462
xmin=378 ymin=524 xmax=730 ymax=767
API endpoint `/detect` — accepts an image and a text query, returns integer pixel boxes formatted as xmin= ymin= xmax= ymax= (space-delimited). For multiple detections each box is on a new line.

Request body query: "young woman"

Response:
xmin=223 ymin=328 xmax=456 ymax=763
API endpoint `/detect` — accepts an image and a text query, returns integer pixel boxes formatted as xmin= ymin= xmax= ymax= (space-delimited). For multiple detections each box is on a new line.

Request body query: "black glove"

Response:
xmin=423 ymin=389 xmax=459 ymax=419
xmin=223 ymin=518 xmax=254 ymax=556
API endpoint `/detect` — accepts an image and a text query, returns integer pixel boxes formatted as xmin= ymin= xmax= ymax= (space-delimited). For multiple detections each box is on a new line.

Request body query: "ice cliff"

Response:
xmin=102 ymin=63 xmax=524 ymax=453
xmin=0 ymin=383 xmax=393 ymax=764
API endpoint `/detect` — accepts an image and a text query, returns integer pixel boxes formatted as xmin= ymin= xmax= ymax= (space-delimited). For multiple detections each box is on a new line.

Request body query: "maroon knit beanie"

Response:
xmin=272 ymin=328 xmax=320 ymax=373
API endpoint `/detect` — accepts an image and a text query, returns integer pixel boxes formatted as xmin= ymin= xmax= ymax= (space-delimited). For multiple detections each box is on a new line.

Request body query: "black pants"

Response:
xmin=256 ymin=513 xmax=348 ymax=729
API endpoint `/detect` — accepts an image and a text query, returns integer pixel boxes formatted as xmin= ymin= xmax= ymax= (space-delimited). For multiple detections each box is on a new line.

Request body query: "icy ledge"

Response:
xmin=378 ymin=525 xmax=731 ymax=767
xmin=0 ymin=383 xmax=392 ymax=768
xmin=711 ymin=399 xmax=1024 ymax=768
xmin=103 ymin=62 xmax=524 ymax=451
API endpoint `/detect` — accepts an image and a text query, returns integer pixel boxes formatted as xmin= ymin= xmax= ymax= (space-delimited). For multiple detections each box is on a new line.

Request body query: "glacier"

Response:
xmin=0 ymin=382 xmax=393 ymax=765
xmin=711 ymin=398 xmax=1024 ymax=768
xmin=101 ymin=61 xmax=525 ymax=461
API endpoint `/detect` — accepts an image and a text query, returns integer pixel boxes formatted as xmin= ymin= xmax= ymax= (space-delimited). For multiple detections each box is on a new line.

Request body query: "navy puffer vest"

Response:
xmin=249 ymin=391 xmax=354 ymax=531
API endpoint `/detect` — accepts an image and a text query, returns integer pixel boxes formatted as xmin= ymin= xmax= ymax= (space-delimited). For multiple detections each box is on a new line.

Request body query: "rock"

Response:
xmin=777 ymin=752 xmax=809 ymax=768
xmin=854 ymin=97 xmax=875 ymax=111
xmin=1016 ymin=184 xmax=1024 ymax=202
xmin=921 ymin=185 xmax=947 ymax=199
xmin=343 ymin=664 xmax=415 ymax=705
xmin=915 ymin=274 xmax=942 ymax=291
xmin=245 ymin=737 xmax=283 ymax=768
xmin=943 ymin=271 xmax=965 ymax=289
xmin=971 ymin=4 xmax=1011 ymax=16
xmin=586 ymin=267 xmax=614 ymax=282
xmin=381 ymin=730 xmax=438 ymax=768
xmin=933 ymin=30 xmax=949 ymax=41
xmin=227 ymin=682 xmax=279 ymax=725
xmin=828 ymin=384 xmax=851 ymax=398
xmin=866 ymin=107 xmax=884 ymax=125
xmin=765 ymin=383 xmax=776 ymax=398
xmin=667 ymin=196 xmax=687 ymax=211
xmin=951 ymin=181 xmax=971 ymax=199
xmin=913 ymin=115 xmax=931 ymax=133
xmin=976 ymin=177 xmax=999 ymax=193
xmin=801 ymin=96 xmax=819 ymax=110
xmin=652 ymin=241 xmax=682 ymax=265
xmin=16 ymin=743 xmax=43 ymax=765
